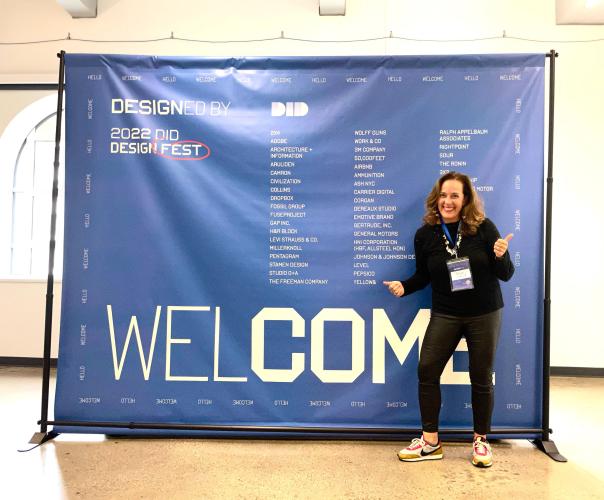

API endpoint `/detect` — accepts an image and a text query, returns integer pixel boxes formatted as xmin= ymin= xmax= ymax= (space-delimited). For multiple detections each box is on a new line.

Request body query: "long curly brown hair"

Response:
xmin=423 ymin=172 xmax=485 ymax=235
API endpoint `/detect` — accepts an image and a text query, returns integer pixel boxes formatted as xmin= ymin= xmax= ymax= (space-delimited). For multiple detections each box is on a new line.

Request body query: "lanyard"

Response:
xmin=439 ymin=216 xmax=462 ymax=258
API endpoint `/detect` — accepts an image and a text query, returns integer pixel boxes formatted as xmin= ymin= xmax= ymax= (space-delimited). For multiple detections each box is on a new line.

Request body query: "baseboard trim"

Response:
xmin=0 ymin=357 xmax=57 ymax=367
xmin=551 ymin=366 xmax=604 ymax=377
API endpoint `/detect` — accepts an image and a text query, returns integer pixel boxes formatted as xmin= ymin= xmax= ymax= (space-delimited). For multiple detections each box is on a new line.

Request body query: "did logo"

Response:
xmin=271 ymin=102 xmax=309 ymax=117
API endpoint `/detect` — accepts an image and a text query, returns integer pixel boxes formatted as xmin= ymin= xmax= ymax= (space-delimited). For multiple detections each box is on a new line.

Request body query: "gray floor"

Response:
xmin=1 ymin=366 xmax=603 ymax=499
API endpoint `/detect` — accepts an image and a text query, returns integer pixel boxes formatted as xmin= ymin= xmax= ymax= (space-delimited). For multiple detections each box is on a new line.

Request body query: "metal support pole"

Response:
xmin=532 ymin=49 xmax=566 ymax=462
xmin=29 ymin=51 xmax=66 ymax=446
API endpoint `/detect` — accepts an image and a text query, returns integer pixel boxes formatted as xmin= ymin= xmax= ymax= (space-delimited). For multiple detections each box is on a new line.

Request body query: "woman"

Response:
xmin=383 ymin=172 xmax=514 ymax=468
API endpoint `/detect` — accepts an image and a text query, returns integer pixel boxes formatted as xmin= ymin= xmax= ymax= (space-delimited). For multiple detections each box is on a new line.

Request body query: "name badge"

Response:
xmin=446 ymin=257 xmax=474 ymax=292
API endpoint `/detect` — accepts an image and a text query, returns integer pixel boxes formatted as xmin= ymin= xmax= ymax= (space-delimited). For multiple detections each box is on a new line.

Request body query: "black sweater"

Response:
xmin=401 ymin=218 xmax=515 ymax=316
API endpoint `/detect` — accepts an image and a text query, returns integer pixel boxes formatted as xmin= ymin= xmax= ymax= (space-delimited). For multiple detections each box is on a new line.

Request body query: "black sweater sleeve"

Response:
xmin=401 ymin=227 xmax=431 ymax=295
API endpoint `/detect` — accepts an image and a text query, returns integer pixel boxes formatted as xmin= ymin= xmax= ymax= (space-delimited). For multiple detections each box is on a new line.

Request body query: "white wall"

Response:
xmin=0 ymin=0 xmax=602 ymax=367
xmin=0 ymin=281 xmax=60 ymax=357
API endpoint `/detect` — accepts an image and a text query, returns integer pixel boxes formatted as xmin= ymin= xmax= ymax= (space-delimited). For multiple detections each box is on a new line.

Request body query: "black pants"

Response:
xmin=418 ymin=309 xmax=502 ymax=435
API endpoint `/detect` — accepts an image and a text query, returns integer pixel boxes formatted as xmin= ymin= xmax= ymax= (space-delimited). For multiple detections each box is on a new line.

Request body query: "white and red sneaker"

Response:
xmin=472 ymin=436 xmax=493 ymax=468
xmin=398 ymin=436 xmax=443 ymax=462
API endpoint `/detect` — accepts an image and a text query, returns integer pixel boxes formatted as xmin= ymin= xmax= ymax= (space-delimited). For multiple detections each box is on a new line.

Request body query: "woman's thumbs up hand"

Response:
xmin=494 ymin=233 xmax=513 ymax=258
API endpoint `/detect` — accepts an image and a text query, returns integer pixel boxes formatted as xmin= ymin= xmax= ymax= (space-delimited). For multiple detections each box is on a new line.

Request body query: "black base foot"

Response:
xmin=29 ymin=430 xmax=60 ymax=445
xmin=532 ymin=439 xmax=567 ymax=462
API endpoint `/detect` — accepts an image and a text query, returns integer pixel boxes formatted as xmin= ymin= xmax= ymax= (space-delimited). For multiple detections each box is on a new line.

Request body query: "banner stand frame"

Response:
xmin=29 ymin=50 xmax=566 ymax=462
xmin=530 ymin=49 xmax=566 ymax=462
xmin=29 ymin=50 xmax=66 ymax=447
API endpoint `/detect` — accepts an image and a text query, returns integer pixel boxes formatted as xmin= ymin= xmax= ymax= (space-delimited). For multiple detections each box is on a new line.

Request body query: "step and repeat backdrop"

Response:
xmin=55 ymin=53 xmax=545 ymax=435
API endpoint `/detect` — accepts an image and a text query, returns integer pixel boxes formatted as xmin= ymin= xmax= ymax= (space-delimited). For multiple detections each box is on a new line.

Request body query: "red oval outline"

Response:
xmin=152 ymin=139 xmax=211 ymax=161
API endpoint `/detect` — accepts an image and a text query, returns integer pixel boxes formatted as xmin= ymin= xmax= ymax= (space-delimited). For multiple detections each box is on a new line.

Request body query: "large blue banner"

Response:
xmin=55 ymin=54 xmax=545 ymax=435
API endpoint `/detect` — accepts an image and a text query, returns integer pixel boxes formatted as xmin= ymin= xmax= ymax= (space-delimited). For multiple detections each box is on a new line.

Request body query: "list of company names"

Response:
xmin=352 ymin=129 xmax=413 ymax=286
xmin=437 ymin=128 xmax=494 ymax=193
xmin=267 ymin=130 xmax=326 ymax=286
